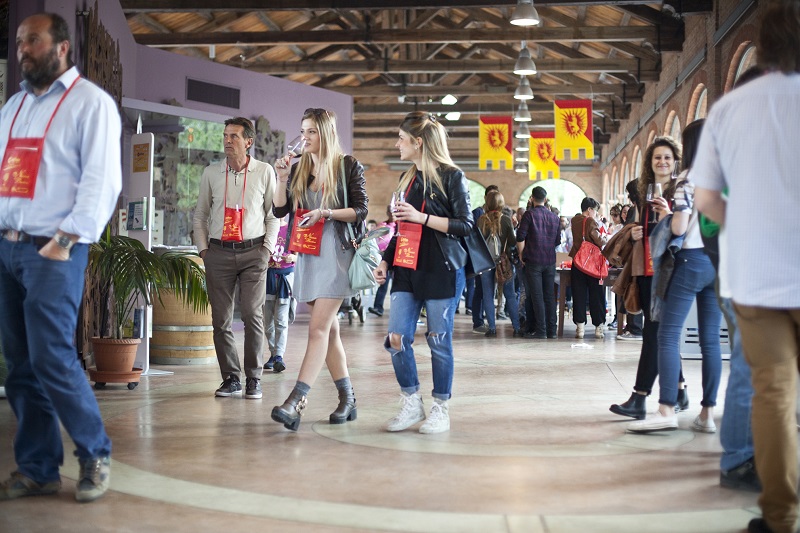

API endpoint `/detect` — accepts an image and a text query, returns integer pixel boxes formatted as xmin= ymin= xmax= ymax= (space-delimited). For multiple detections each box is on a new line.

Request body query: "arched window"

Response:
xmin=633 ymin=146 xmax=643 ymax=180
xmin=725 ymin=42 xmax=757 ymax=92
xmin=622 ymin=161 xmax=630 ymax=202
xmin=670 ymin=116 xmax=682 ymax=141
xmin=519 ymin=180 xmax=586 ymax=216
xmin=689 ymin=84 xmax=708 ymax=121
xmin=734 ymin=46 xmax=757 ymax=84
xmin=665 ymin=110 xmax=681 ymax=141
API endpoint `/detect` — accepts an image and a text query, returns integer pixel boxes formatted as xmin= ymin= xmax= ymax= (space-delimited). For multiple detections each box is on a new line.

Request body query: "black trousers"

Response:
xmin=571 ymin=266 xmax=605 ymax=327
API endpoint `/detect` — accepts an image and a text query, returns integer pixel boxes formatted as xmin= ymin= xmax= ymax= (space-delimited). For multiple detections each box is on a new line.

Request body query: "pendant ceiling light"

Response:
xmin=514 ymin=102 xmax=532 ymax=122
xmin=515 ymin=138 xmax=530 ymax=152
xmin=510 ymin=0 xmax=541 ymax=27
xmin=515 ymin=152 xmax=530 ymax=162
xmin=514 ymin=43 xmax=538 ymax=76
xmin=515 ymin=123 xmax=531 ymax=139
xmin=515 ymin=163 xmax=529 ymax=173
xmin=514 ymin=76 xmax=534 ymax=101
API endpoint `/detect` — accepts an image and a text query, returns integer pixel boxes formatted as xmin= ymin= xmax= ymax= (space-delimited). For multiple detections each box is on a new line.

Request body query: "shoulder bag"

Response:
xmin=462 ymin=223 xmax=495 ymax=279
xmin=572 ymin=217 xmax=609 ymax=280
xmin=340 ymin=158 xmax=386 ymax=291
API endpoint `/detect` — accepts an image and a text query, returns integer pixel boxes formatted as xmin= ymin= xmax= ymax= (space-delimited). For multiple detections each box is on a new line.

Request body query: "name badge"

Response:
xmin=288 ymin=209 xmax=324 ymax=256
xmin=0 ymin=137 xmax=44 ymax=199
xmin=393 ymin=222 xmax=423 ymax=270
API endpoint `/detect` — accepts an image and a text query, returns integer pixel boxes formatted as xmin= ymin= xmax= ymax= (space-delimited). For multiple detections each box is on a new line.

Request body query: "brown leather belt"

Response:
xmin=209 ymin=235 xmax=265 ymax=250
xmin=0 ymin=230 xmax=51 ymax=247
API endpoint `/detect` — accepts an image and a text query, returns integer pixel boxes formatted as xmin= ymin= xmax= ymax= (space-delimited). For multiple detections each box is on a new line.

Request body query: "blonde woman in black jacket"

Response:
xmin=374 ymin=112 xmax=473 ymax=435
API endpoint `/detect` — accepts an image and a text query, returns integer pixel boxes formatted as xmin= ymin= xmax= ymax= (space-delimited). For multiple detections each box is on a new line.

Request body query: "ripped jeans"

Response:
xmin=385 ymin=268 xmax=465 ymax=401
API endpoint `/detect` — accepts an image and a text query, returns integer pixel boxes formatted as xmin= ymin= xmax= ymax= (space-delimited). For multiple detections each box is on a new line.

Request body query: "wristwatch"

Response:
xmin=54 ymin=233 xmax=75 ymax=251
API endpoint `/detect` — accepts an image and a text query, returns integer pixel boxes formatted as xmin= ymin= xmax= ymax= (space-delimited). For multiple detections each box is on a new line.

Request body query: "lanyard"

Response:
xmin=223 ymin=158 xmax=248 ymax=210
xmin=7 ymin=76 xmax=81 ymax=140
xmin=403 ymin=176 xmax=427 ymax=214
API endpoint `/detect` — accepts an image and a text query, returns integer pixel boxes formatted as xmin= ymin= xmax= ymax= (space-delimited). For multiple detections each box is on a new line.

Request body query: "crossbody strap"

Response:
xmin=340 ymin=157 xmax=358 ymax=248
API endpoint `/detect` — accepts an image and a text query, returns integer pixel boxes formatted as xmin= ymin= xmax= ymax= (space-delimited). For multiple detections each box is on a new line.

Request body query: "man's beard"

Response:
xmin=20 ymin=46 xmax=62 ymax=89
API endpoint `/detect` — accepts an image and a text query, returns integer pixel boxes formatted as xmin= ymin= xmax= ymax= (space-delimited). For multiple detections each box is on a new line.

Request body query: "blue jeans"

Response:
xmin=478 ymin=269 xmax=520 ymax=331
xmin=719 ymin=296 xmax=754 ymax=472
xmin=0 ymin=241 xmax=112 ymax=483
xmin=385 ymin=268 xmax=465 ymax=400
xmin=657 ymin=249 xmax=722 ymax=407
xmin=372 ymin=271 xmax=391 ymax=313
xmin=471 ymin=273 xmax=484 ymax=328
xmin=479 ymin=270 xmax=497 ymax=330
xmin=523 ymin=263 xmax=556 ymax=336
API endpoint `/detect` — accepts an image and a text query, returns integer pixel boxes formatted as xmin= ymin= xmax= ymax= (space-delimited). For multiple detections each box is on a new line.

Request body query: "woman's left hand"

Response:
xmin=393 ymin=201 xmax=425 ymax=225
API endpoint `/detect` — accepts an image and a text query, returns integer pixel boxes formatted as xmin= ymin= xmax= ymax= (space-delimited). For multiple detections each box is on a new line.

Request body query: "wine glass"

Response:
xmin=286 ymin=135 xmax=306 ymax=158
xmin=646 ymin=183 xmax=662 ymax=203
xmin=390 ymin=191 xmax=405 ymax=213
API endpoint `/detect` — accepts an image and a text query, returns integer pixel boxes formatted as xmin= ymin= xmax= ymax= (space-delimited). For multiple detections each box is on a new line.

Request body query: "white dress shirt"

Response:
xmin=0 ymin=67 xmax=122 ymax=242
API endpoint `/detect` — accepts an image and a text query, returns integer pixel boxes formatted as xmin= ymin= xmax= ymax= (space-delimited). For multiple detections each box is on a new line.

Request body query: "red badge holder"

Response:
xmin=288 ymin=208 xmax=324 ymax=256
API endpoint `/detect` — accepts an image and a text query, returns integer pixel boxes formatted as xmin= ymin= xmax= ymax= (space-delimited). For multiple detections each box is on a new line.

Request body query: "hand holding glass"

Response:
xmin=286 ymin=136 xmax=306 ymax=158
xmin=646 ymin=183 xmax=662 ymax=203
xmin=390 ymin=191 xmax=405 ymax=213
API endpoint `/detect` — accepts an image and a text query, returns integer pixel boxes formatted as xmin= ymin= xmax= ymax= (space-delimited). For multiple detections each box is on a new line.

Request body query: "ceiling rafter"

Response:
xmin=132 ymin=25 xmax=681 ymax=49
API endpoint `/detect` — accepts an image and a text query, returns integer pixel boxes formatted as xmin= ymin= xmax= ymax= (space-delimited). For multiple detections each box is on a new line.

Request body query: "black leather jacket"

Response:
xmin=383 ymin=166 xmax=473 ymax=271
xmin=273 ymin=155 xmax=368 ymax=250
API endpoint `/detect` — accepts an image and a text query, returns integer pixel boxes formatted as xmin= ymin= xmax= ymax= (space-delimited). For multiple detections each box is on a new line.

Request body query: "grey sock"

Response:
xmin=334 ymin=377 xmax=352 ymax=391
xmin=294 ymin=381 xmax=311 ymax=396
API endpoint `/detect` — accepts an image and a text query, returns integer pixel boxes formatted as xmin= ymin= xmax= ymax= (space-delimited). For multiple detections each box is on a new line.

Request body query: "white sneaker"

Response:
xmin=419 ymin=399 xmax=450 ymax=434
xmin=692 ymin=415 xmax=717 ymax=433
xmin=386 ymin=392 xmax=425 ymax=432
xmin=627 ymin=410 xmax=678 ymax=433
xmin=594 ymin=326 xmax=605 ymax=339
xmin=575 ymin=323 xmax=584 ymax=339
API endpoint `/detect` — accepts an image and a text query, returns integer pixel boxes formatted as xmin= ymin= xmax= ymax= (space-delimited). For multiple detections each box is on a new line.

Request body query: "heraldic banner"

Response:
xmin=554 ymin=99 xmax=594 ymax=161
xmin=478 ymin=116 xmax=513 ymax=170
xmin=529 ymin=132 xmax=560 ymax=180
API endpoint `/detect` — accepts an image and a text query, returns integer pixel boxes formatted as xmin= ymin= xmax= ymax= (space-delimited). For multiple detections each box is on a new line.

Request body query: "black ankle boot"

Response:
xmin=676 ymin=386 xmax=689 ymax=412
xmin=329 ymin=387 xmax=357 ymax=424
xmin=609 ymin=392 xmax=646 ymax=419
xmin=271 ymin=389 xmax=308 ymax=431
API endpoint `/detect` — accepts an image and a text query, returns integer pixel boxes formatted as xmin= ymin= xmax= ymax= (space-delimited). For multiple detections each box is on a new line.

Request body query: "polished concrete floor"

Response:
xmin=0 ymin=307 xmax=761 ymax=533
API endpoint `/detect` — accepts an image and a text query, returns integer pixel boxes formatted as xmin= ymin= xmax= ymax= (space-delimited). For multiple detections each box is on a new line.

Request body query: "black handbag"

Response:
xmin=462 ymin=224 xmax=495 ymax=279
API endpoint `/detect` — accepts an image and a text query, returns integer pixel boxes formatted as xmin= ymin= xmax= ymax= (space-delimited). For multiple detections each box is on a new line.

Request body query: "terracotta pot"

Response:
xmin=91 ymin=337 xmax=141 ymax=372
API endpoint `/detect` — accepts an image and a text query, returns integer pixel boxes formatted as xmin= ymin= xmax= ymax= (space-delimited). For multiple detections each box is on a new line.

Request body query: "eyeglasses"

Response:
xmin=304 ymin=108 xmax=330 ymax=118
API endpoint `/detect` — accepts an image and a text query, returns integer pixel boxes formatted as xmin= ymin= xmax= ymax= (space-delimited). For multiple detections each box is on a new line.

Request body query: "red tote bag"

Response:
xmin=572 ymin=217 xmax=609 ymax=280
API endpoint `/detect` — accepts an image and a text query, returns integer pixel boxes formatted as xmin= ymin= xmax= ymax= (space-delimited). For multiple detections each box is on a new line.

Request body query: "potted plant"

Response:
xmin=87 ymin=230 xmax=208 ymax=372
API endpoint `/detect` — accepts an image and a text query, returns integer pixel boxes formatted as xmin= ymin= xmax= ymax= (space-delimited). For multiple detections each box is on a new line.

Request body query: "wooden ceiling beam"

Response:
xmin=354 ymin=102 xmax=629 ymax=118
xmin=133 ymin=26 xmax=677 ymax=48
xmin=236 ymin=57 xmax=658 ymax=76
xmin=331 ymin=82 xmax=641 ymax=101
xmin=120 ymin=1 xmax=679 ymax=13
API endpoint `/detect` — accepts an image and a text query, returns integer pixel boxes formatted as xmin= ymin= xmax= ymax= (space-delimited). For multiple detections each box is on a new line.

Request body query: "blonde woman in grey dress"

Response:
xmin=272 ymin=108 xmax=369 ymax=431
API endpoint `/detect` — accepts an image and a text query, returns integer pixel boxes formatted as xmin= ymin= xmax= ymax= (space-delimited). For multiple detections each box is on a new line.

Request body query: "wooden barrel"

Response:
xmin=149 ymin=252 xmax=215 ymax=365
xmin=150 ymin=290 xmax=215 ymax=365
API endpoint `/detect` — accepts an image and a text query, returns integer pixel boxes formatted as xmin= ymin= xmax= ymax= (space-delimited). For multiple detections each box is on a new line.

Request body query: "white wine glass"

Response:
xmin=646 ymin=183 xmax=662 ymax=203
xmin=286 ymin=135 xmax=306 ymax=158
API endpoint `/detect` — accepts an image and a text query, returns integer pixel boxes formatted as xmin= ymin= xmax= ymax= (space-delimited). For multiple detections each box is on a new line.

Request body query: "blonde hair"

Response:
xmin=290 ymin=108 xmax=344 ymax=211
xmin=396 ymin=112 xmax=457 ymax=199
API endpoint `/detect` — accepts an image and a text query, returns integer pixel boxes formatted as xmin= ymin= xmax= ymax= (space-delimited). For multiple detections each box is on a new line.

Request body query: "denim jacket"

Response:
xmin=649 ymin=214 xmax=685 ymax=321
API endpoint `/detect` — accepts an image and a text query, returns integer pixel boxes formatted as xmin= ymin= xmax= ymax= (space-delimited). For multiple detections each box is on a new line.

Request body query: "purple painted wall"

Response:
xmin=135 ymin=45 xmax=354 ymax=153
xmin=8 ymin=0 xmax=353 ymax=150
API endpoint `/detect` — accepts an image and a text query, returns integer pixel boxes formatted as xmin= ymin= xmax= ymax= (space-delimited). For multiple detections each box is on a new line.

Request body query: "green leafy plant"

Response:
xmin=88 ymin=231 xmax=208 ymax=340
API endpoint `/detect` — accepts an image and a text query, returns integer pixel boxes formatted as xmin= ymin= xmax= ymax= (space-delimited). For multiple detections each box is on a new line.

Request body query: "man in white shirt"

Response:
xmin=694 ymin=2 xmax=800 ymax=532
xmin=0 ymin=13 xmax=121 ymax=503
xmin=193 ymin=117 xmax=280 ymax=400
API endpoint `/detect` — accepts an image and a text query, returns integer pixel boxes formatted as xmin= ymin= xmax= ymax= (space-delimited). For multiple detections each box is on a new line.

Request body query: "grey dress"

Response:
xmin=293 ymin=188 xmax=356 ymax=303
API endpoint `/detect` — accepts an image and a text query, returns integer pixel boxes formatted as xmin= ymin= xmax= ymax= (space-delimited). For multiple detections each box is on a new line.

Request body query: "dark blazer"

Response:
xmin=273 ymin=154 xmax=368 ymax=250
xmin=383 ymin=166 xmax=474 ymax=271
